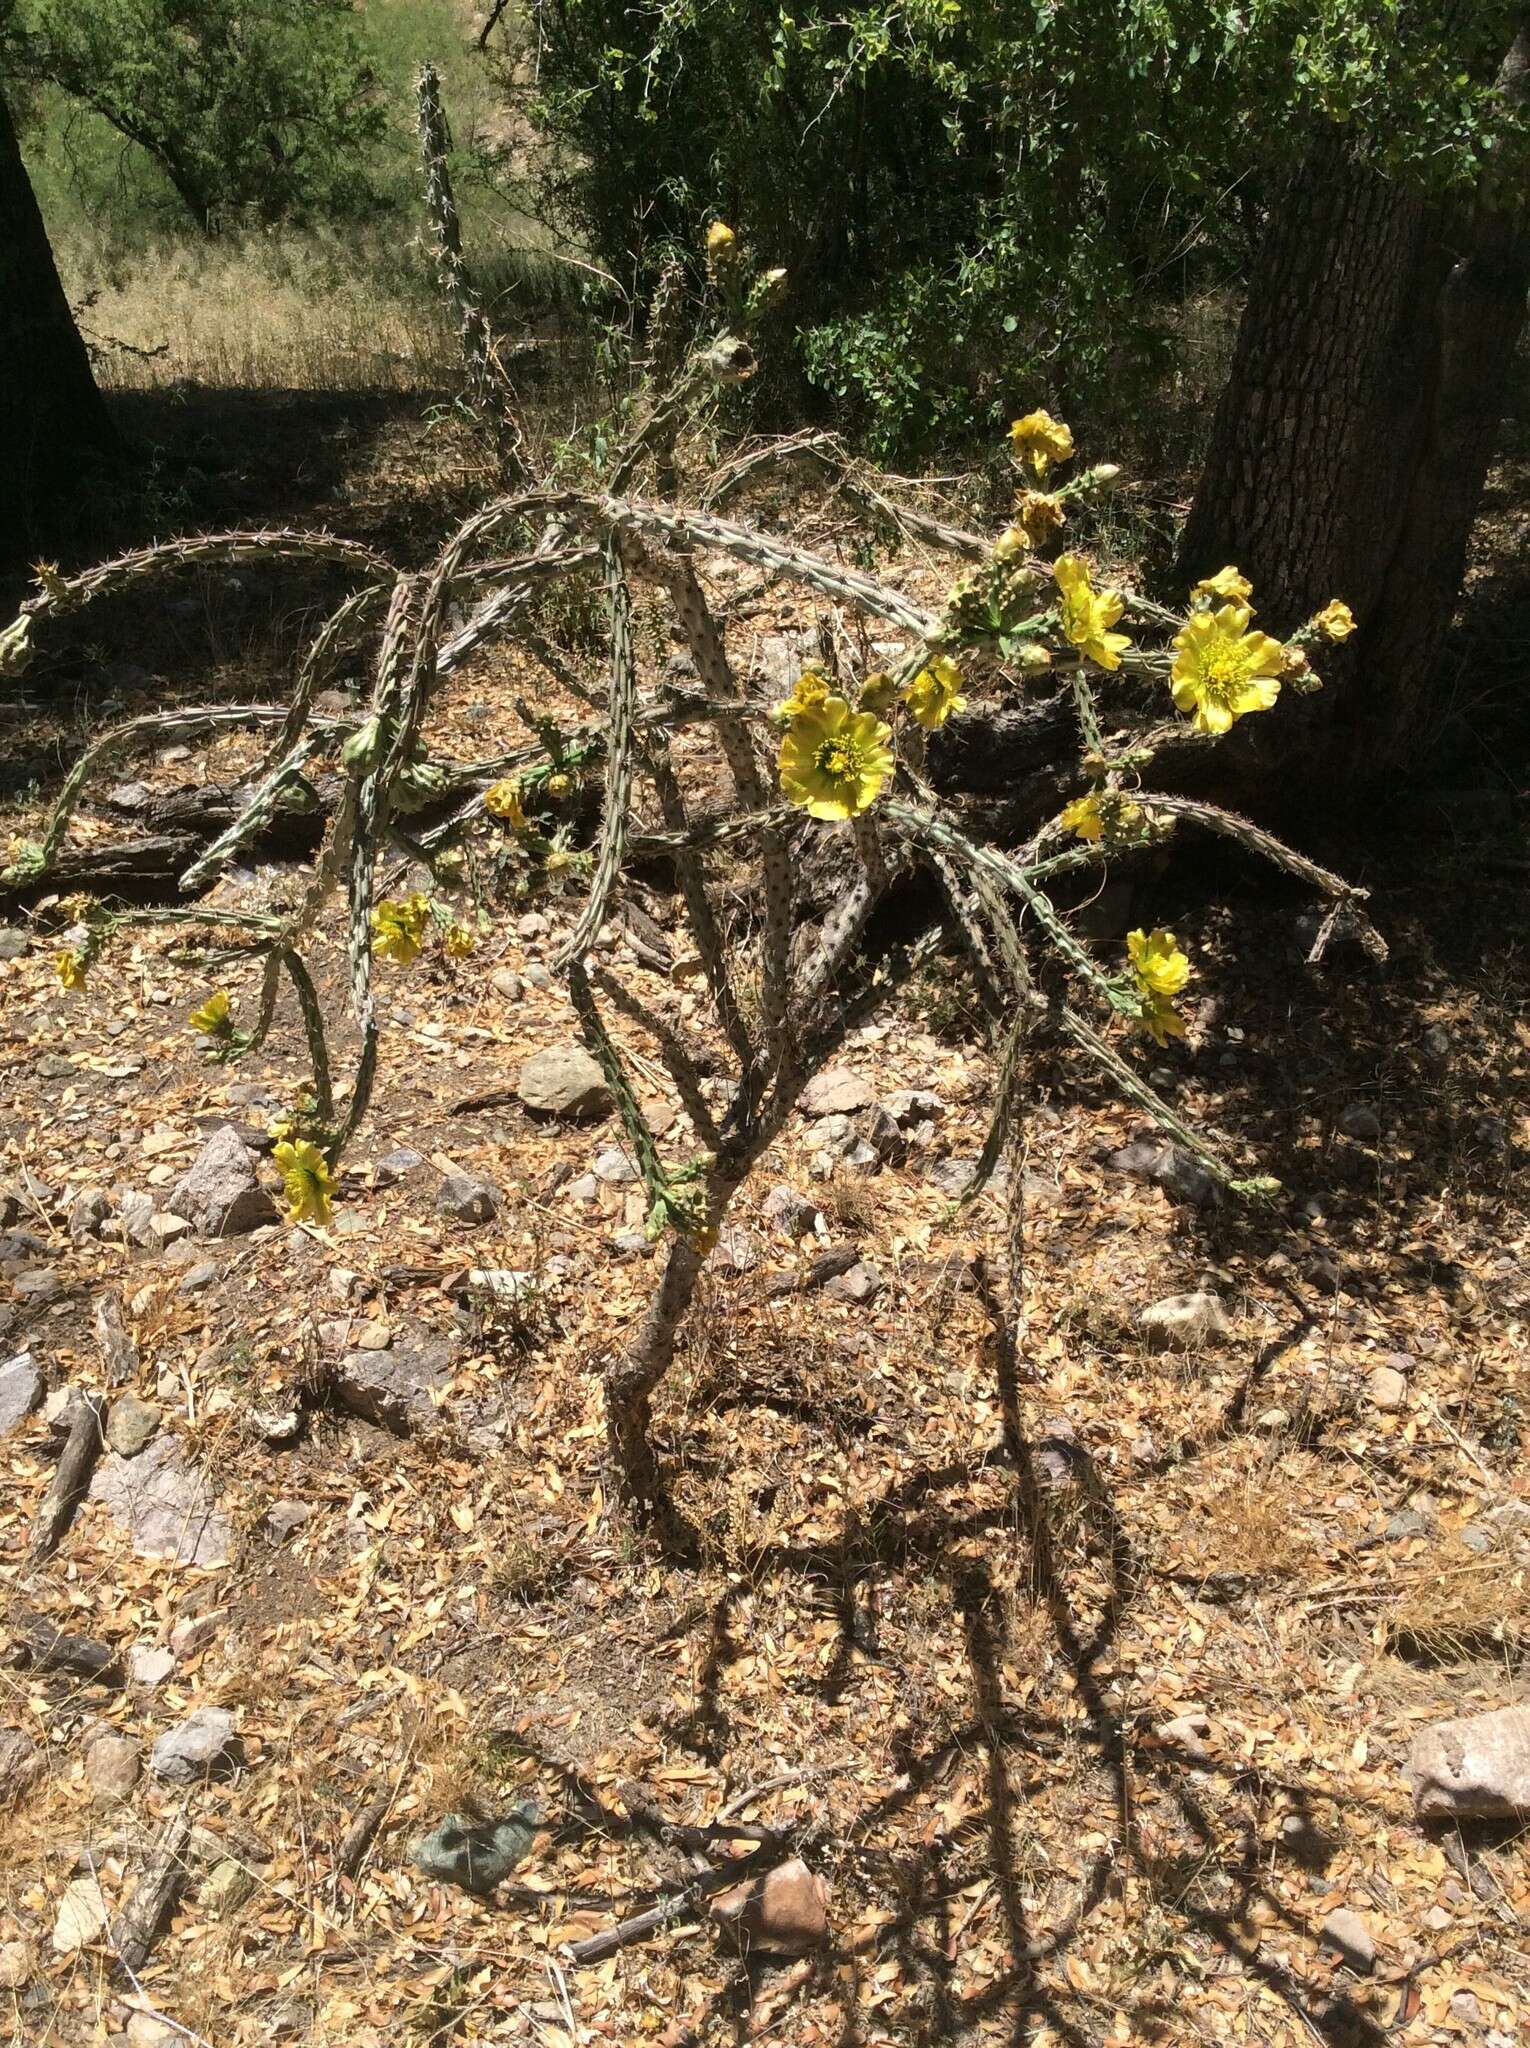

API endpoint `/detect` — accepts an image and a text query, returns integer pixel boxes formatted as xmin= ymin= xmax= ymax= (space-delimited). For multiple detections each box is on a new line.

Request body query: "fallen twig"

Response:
xmin=31 ymin=1394 xmax=106 ymax=1560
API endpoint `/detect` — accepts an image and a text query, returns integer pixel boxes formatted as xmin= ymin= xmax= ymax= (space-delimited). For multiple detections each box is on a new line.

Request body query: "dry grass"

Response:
xmin=59 ymin=228 xmax=460 ymax=394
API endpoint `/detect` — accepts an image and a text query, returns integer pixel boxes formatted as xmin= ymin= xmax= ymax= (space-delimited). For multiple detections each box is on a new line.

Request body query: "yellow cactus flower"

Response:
xmin=273 ymin=1138 xmax=336 ymax=1226
xmin=371 ymin=893 xmax=430 ymax=965
xmin=778 ymin=694 xmax=895 ymax=821
xmin=903 ymin=655 xmax=966 ymax=730
xmin=1312 ymin=599 xmax=1356 ymax=642
xmin=706 ymin=220 xmax=736 ymax=256
xmin=1128 ymin=927 xmax=1190 ymax=999
xmin=1138 ymin=994 xmax=1188 ymax=1046
xmin=1008 ymin=409 xmax=1074 ymax=479
xmin=1059 ymin=791 xmax=1143 ymax=843
xmin=1193 ymin=565 xmax=1254 ymax=608
xmin=772 ymin=667 xmax=832 ymax=726
xmin=483 ymin=779 xmax=528 ymax=829
xmin=1054 ymin=554 xmax=1131 ymax=671
xmin=858 ymin=671 xmax=898 ymax=715
xmin=544 ymin=772 xmax=573 ymax=800
xmin=55 ymin=949 xmax=87 ymax=992
xmin=1170 ymin=603 xmax=1284 ymax=735
xmin=1015 ymin=490 xmax=1067 ymax=546
xmin=189 ymin=990 xmax=233 ymax=1036
xmin=443 ymin=922 xmax=476 ymax=959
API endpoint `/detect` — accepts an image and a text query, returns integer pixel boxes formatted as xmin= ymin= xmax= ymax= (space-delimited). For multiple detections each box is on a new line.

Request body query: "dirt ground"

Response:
xmin=2 ymin=394 xmax=1528 ymax=2048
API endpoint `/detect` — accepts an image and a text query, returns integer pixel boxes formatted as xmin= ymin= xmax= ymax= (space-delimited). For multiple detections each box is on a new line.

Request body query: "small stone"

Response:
xmin=762 ymin=1185 xmax=821 ymax=1238
xmin=329 ymin=1267 xmax=361 ymax=1303
xmin=800 ymin=1067 xmax=875 ymax=1116
xmin=860 ymin=1105 xmax=907 ymax=1165
xmin=435 ymin=1173 xmax=501 ymax=1225
xmin=150 ymin=1707 xmax=240 ymax=1783
xmin=198 ymin=1856 xmax=256 ymax=1916
xmin=69 ymin=1188 xmax=112 ymax=1242
xmin=126 ymin=2014 xmax=180 ymax=2048
xmin=1385 ymin=1509 xmax=1432 ymax=1542
xmin=0 ymin=1940 xmax=28 ymax=1987
xmin=522 ymin=963 xmax=554 ymax=991
xmin=517 ymin=911 xmax=548 ymax=939
xmin=263 ymin=1499 xmax=311 ymax=1542
xmin=106 ymin=1394 xmax=160 ymax=1457
xmin=249 ymin=1405 xmax=301 ymax=1445
xmin=593 ymin=1147 xmax=640 ymax=1184
xmin=353 ymin=1320 xmax=391 ymax=1351
xmin=0 ymin=1728 xmax=43 ymax=1803
xmin=409 ymin=1801 xmax=540 ymax=1894
xmin=168 ymin=1613 xmax=220 ymax=1662
xmin=167 ymin=1127 xmax=278 ymax=1238
xmin=146 ymin=1211 xmax=191 ymax=1248
xmin=824 ymin=1260 xmax=883 ymax=1306
xmin=103 ymin=1187 xmax=156 ymax=1246
xmin=710 ymin=1857 xmax=830 ymax=1954
xmin=0 ymin=926 xmax=29 ymax=960
xmin=1448 ymin=1991 xmax=1482 ymax=2027
xmin=12 ymin=1267 xmax=60 ymax=1302
xmin=1366 ymin=1363 xmax=1407 ymax=1413
xmin=84 ymin=1731 xmax=140 ymax=1804
xmin=611 ymin=1230 xmax=653 ymax=1258
xmin=0 ymin=1350 xmax=41 ymax=1435
xmin=707 ymin=1227 xmax=756 ymax=1275
xmin=1337 ymin=1102 xmax=1381 ymax=1143
xmin=128 ymin=1645 xmax=175 ymax=1687
xmin=1140 ymin=1291 xmax=1231 ymax=1351
xmin=90 ymin=1436 xmax=232 ymax=1568
xmin=52 ymin=1874 xmax=110 ymax=1953
xmin=1422 ymin=1024 xmax=1452 ymax=1059
xmin=566 ymin=1172 xmax=600 ymax=1203
xmin=375 ymin=1146 xmax=425 ymax=1183
xmin=517 ymin=1046 xmax=612 ymax=1120
xmin=1155 ymin=1711 xmax=1212 ymax=1763
xmin=37 ymin=1053 xmax=77 ymax=1081
xmin=1255 ymin=1406 xmax=1291 ymax=1432
xmin=331 ymin=1334 xmax=459 ymax=1436
xmin=1319 ymin=1907 xmax=1375 ymax=1972
xmin=177 ymin=1260 xmax=219 ymax=1295
xmin=1410 ymin=1705 xmax=1530 ymax=1818
xmin=881 ymin=1089 xmax=945 ymax=1128
xmin=490 ymin=968 xmax=523 ymax=1002
xmin=1459 ymin=1523 xmax=1494 ymax=1555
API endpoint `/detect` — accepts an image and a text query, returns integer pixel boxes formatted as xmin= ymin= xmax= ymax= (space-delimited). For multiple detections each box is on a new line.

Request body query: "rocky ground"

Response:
xmin=2 ymin=416 xmax=1529 ymax=2048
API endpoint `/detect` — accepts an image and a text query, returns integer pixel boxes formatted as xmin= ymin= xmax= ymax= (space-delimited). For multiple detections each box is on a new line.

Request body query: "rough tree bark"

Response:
xmin=0 ymin=82 xmax=120 ymax=569
xmin=1179 ymin=25 xmax=1530 ymax=787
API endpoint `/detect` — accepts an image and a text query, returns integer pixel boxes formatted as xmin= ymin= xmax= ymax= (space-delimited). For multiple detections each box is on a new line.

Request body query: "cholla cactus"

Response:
xmin=0 ymin=134 xmax=1381 ymax=1518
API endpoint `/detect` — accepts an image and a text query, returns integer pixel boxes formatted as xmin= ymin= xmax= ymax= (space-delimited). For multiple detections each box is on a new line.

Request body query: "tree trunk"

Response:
xmin=0 ymin=83 xmax=120 ymax=569
xmin=1179 ymin=29 xmax=1530 ymax=787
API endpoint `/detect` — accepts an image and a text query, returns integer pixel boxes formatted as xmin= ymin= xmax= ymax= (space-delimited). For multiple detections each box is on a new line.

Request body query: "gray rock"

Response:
xmin=1320 ymin=1907 xmax=1375 ymax=1972
xmin=89 ymin=1434 xmax=233 ymax=1568
xmin=168 ymin=1127 xmax=278 ymax=1238
xmin=263 ymin=1499 xmax=311 ymax=1543
xmin=435 ymin=1173 xmax=501 ymax=1225
xmin=861 ymin=1106 xmax=908 ymax=1165
xmin=1366 ymin=1363 xmax=1407 ymax=1413
xmin=249 ymin=1405 xmax=301 ymax=1445
xmin=169 ymin=1613 xmax=221 ymax=1662
xmin=146 ymin=1211 xmax=192 ymax=1248
xmin=150 ymin=1707 xmax=240 ymax=1783
xmin=331 ymin=1335 xmax=458 ymax=1435
xmin=102 ymin=1186 xmax=156 ymax=1246
xmin=0 ymin=1351 xmax=41 ymax=1435
xmin=410 ymin=1802 xmax=540 ymax=1894
xmin=491 ymin=967 xmax=524 ymax=1002
xmin=128 ymin=1645 xmax=175 ymax=1688
xmin=178 ymin=1260 xmax=220 ymax=1295
xmin=375 ymin=1146 xmax=426 ymax=1183
xmin=824 ymin=1260 xmax=883 ymax=1306
xmin=925 ymin=1156 xmax=1010 ymax=1200
xmin=106 ymin=1394 xmax=160 ymax=1457
xmin=800 ymin=1067 xmax=875 ymax=1116
xmin=1422 ymin=1024 xmax=1452 ymax=1059
xmin=37 ymin=1053 xmax=77 ymax=1081
xmin=463 ymin=1269 xmax=538 ymax=1303
xmin=762 ymin=1185 xmax=822 ymax=1238
xmin=1385 ymin=1509 xmax=1432 ymax=1542
xmin=517 ymin=1045 xmax=612 ymax=1120
xmin=69 ymin=1188 xmax=112 ymax=1242
xmin=522 ymin=963 xmax=554 ymax=991
xmin=881 ymin=1089 xmax=945 ymax=1128
xmin=0 ymin=1727 xmax=43 ymax=1804
xmin=707 ymin=1227 xmax=756 ymax=1275
xmin=1410 ymin=1705 xmax=1530 ymax=1819
xmin=1459 ymin=1524 xmax=1494 ymax=1555
xmin=0 ymin=1940 xmax=29 ymax=1987
xmin=13 ymin=1267 xmax=60 ymax=1302
xmin=1105 ymin=1133 xmax=1218 ymax=1207
xmin=84 ymin=1731 xmax=140 ymax=1803
xmin=1140 ymin=1291 xmax=1231 ymax=1351
xmin=51 ymin=1875 xmax=110 ymax=1953
xmin=1337 ymin=1101 xmax=1382 ymax=1143
xmin=198 ymin=1856 xmax=256 ymax=1916
xmin=0 ymin=927 xmax=29 ymax=960
xmin=566 ymin=1172 xmax=600 ymax=1203
xmin=611 ymin=1230 xmax=654 ymax=1258
xmin=593 ymin=1147 xmax=640 ymax=1184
